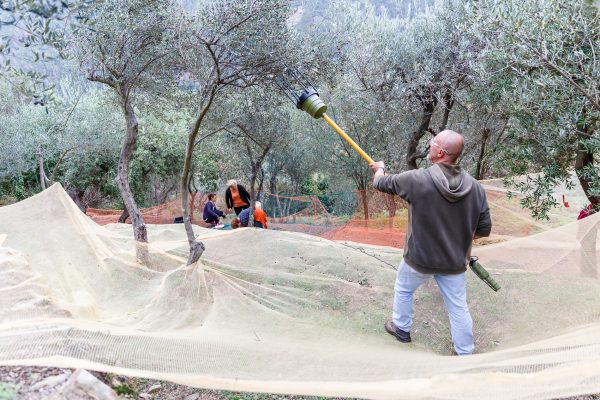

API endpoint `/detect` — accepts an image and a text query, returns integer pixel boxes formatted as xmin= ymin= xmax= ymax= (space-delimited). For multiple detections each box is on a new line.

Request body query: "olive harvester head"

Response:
xmin=275 ymin=66 xmax=374 ymax=164
xmin=297 ymin=88 xmax=327 ymax=119
xmin=275 ymin=67 xmax=327 ymax=119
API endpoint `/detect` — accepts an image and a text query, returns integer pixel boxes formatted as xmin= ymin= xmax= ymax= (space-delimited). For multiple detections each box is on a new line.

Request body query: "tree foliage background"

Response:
xmin=1 ymin=0 xmax=599 ymax=222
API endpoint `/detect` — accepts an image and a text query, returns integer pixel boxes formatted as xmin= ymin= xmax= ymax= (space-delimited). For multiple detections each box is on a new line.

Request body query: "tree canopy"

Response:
xmin=2 ymin=0 xmax=599 ymax=241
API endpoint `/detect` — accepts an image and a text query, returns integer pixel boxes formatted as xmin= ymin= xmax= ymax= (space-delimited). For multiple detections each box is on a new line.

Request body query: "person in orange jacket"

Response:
xmin=253 ymin=201 xmax=268 ymax=229
xmin=225 ymin=179 xmax=251 ymax=216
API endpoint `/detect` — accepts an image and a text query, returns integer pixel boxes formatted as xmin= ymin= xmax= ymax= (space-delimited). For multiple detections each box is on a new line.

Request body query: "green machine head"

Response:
xmin=469 ymin=256 xmax=501 ymax=292
xmin=296 ymin=88 xmax=327 ymax=119
xmin=276 ymin=67 xmax=327 ymax=119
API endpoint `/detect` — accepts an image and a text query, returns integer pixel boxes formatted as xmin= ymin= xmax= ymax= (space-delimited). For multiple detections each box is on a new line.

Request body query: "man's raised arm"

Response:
xmin=369 ymin=161 xmax=416 ymax=202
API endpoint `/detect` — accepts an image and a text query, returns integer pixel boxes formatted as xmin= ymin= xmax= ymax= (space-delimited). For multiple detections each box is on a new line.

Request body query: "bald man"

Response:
xmin=370 ymin=130 xmax=491 ymax=355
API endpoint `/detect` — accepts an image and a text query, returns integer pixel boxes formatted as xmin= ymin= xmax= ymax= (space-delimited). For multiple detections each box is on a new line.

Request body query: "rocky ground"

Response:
xmin=0 ymin=366 xmax=599 ymax=400
xmin=0 ymin=366 xmax=350 ymax=400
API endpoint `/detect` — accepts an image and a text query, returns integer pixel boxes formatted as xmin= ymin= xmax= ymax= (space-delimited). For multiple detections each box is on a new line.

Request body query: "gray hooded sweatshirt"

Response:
xmin=374 ymin=163 xmax=491 ymax=274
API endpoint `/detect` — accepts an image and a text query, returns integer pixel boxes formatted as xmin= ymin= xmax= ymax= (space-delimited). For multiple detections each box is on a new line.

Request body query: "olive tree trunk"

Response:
xmin=575 ymin=115 xmax=600 ymax=207
xmin=117 ymin=89 xmax=148 ymax=262
xmin=474 ymin=128 xmax=490 ymax=180
xmin=406 ymin=94 xmax=437 ymax=170
xmin=180 ymin=86 xmax=217 ymax=265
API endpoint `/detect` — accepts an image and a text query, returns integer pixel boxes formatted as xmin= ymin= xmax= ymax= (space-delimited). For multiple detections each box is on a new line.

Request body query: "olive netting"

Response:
xmin=86 ymin=192 xmax=207 ymax=225
xmin=1 ymin=182 xmax=598 ymax=399
xmin=86 ymin=182 xmax=584 ymax=249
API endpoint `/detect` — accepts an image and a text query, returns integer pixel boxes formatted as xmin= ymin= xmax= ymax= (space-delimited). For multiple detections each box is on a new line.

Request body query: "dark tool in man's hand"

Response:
xmin=469 ymin=256 xmax=501 ymax=292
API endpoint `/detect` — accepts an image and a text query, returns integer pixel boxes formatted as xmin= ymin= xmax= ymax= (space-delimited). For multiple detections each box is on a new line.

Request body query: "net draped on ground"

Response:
xmin=86 ymin=180 xmax=587 ymax=249
xmin=1 ymin=184 xmax=600 ymax=399
xmin=86 ymin=192 xmax=208 ymax=226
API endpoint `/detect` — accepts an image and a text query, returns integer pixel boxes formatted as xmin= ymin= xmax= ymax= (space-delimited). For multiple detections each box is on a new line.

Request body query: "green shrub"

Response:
xmin=0 ymin=383 xmax=18 ymax=400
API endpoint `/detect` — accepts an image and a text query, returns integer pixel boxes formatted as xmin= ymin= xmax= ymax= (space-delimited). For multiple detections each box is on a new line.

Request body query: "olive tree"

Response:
xmin=73 ymin=0 xmax=178 ymax=250
xmin=0 ymin=0 xmax=91 ymax=100
xmin=220 ymin=88 xmax=292 ymax=206
xmin=473 ymin=0 xmax=600 ymax=217
xmin=0 ymin=83 xmax=121 ymax=195
xmin=174 ymin=0 xmax=293 ymax=264
xmin=321 ymin=1 xmax=480 ymax=172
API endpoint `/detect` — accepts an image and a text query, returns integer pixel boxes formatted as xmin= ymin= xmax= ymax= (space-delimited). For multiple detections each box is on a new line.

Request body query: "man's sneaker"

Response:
xmin=385 ymin=320 xmax=411 ymax=343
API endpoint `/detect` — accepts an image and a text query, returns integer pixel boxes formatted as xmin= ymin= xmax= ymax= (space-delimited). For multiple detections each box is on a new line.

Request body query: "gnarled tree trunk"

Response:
xmin=181 ymin=86 xmax=217 ymax=265
xmin=68 ymin=188 xmax=87 ymax=213
xmin=257 ymin=166 xmax=265 ymax=200
xmin=438 ymin=89 xmax=455 ymax=132
xmin=269 ymin=167 xmax=278 ymax=195
xmin=352 ymin=174 xmax=370 ymax=226
xmin=117 ymin=89 xmax=148 ymax=262
xmin=247 ymin=145 xmax=272 ymax=204
xmin=360 ymin=190 xmax=369 ymax=222
xmin=474 ymin=128 xmax=490 ymax=180
xmin=37 ymin=146 xmax=50 ymax=190
xmin=575 ymin=116 xmax=600 ymax=207
xmin=118 ymin=209 xmax=130 ymax=223
xmin=575 ymin=112 xmax=599 ymax=279
xmin=406 ymin=92 xmax=437 ymax=170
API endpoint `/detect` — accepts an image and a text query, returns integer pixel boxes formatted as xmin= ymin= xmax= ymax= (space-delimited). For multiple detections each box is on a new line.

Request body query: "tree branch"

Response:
xmin=87 ymin=71 xmax=117 ymax=87
xmin=194 ymin=125 xmax=229 ymax=148
xmin=514 ymin=33 xmax=600 ymax=113
xmin=49 ymin=148 xmax=74 ymax=184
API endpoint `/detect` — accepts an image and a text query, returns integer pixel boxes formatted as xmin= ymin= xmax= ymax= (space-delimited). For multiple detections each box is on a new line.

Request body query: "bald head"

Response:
xmin=429 ymin=130 xmax=464 ymax=164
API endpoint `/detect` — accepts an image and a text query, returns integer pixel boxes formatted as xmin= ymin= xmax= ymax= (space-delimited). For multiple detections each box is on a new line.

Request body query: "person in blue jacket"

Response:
xmin=203 ymin=193 xmax=224 ymax=225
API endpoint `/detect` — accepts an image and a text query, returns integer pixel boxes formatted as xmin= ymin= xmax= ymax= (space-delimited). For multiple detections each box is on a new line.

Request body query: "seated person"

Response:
xmin=231 ymin=217 xmax=241 ymax=229
xmin=203 ymin=193 xmax=224 ymax=225
xmin=253 ymin=201 xmax=268 ymax=229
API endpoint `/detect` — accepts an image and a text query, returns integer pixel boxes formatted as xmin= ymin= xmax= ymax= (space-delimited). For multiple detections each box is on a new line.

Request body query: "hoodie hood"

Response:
xmin=427 ymin=163 xmax=473 ymax=202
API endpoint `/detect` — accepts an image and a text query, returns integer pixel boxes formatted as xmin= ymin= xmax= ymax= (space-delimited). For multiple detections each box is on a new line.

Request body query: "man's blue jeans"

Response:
xmin=393 ymin=258 xmax=474 ymax=355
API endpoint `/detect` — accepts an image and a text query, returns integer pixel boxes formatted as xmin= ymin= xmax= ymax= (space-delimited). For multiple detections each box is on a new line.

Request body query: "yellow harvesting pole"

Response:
xmin=287 ymin=84 xmax=375 ymax=164
xmin=322 ymin=113 xmax=374 ymax=164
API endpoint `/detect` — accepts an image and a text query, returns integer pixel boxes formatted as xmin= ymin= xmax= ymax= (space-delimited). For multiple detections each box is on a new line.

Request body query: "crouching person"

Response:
xmin=203 ymin=193 xmax=224 ymax=226
xmin=253 ymin=201 xmax=268 ymax=229
xmin=231 ymin=203 xmax=268 ymax=229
